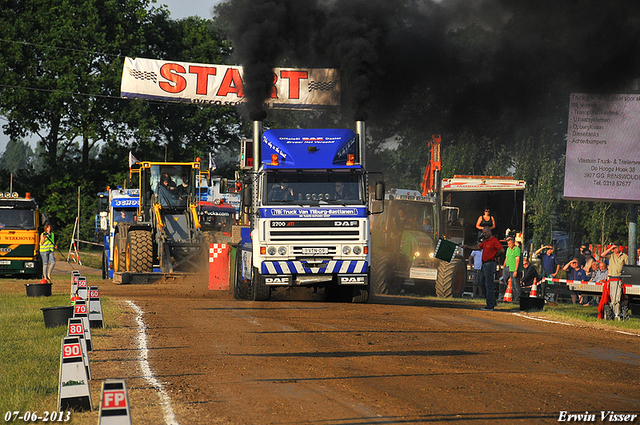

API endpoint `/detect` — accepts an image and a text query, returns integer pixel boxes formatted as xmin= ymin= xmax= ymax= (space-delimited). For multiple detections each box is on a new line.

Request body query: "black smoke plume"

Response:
xmin=219 ymin=0 xmax=640 ymax=127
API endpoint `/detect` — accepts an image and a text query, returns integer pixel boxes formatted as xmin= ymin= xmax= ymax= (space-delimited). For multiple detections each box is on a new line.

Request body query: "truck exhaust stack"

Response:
xmin=356 ymin=121 xmax=366 ymax=168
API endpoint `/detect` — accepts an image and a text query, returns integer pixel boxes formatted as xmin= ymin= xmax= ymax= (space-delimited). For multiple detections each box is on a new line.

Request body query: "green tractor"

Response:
xmin=370 ymin=188 xmax=466 ymax=297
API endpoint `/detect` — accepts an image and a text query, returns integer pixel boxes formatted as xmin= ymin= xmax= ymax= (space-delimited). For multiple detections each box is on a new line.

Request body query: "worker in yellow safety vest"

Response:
xmin=40 ymin=221 xmax=57 ymax=282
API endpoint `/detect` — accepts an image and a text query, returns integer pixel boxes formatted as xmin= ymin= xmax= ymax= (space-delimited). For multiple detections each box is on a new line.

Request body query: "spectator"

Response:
xmin=521 ymin=257 xmax=540 ymax=287
xmin=581 ymin=261 xmax=600 ymax=306
xmin=636 ymin=248 xmax=640 ymax=266
xmin=462 ymin=226 xmax=504 ymax=311
xmin=475 ymin=207 xmax=496 ymax=240
xmin=600 ymin=243 xmax=629 ymax=277
xmin=563 ymin=258 xmax=588 ymax=304
xmin=575 ymin=244 xmax=588 ymax=267
xmin=535 ymin=244 xmax=560 ymax=278
xmin=468 ymin=248 xmax=484 ymax=298
xmin=582 ymin=249 xmax=595 ymax=274
xmin=585 ymin=260 xmax=599 ymax=281
xmin=591 ymin=261 xmax=608 ymax=283
xmin=502 ymin=236 xmax=522 ymax=302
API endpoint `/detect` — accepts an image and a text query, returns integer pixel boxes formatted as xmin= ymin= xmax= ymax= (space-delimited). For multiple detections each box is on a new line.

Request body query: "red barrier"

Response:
xmin=208 ymin=243 xmax=230 ymax=290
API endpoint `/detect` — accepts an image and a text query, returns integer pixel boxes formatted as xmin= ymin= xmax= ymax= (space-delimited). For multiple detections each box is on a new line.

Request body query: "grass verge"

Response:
xmin=0 ymin=274 xmax=131 ymax=424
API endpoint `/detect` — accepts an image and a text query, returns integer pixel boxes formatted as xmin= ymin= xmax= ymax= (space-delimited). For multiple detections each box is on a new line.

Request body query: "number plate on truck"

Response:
xmin=409 ymin=267 xmax=438 ymax=280
xmin=0 ymin=260 xmax=10 ymax=265
xmin=301 ymin=248 xmax=329 ymax=255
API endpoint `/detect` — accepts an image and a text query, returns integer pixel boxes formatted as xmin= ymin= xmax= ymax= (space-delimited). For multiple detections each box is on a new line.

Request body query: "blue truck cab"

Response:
xmin=234 ymin=126 xmax=384 ymax=302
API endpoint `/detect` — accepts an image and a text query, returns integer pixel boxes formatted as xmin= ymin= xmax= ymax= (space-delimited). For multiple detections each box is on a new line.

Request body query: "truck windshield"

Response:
xmin=264 ymin=171 xmax=365 ymax=205
xmin=0 ymin=208 xmax=36 ymax=230
xmin=113 ymin=209 xmax=136 ymax=223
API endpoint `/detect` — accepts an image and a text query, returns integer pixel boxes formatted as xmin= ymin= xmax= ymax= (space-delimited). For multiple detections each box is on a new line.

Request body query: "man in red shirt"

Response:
xmin=463 ymin=226 xmax=504 ymax=311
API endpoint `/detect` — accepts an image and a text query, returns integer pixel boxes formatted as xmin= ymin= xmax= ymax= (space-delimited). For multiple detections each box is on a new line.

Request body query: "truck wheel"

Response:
xmin=252 ymin=267 xmax=271 ymax=301
xmin=129 ymin=230 xmax=153 ymax=273
xmin=113 ymin=233 xmax=125 ymax=272
xmin=436 ymin=258 xmax=466 ymax=298
xmin=351 ymin=283 xmax=370 ymax=303
xmin=371 ymin=252 xmax=398 ymax=295
xmin=233 ymin=249 xmax=251 ymax=300
xmin=102 ymin=250 xmax=108 ymax=279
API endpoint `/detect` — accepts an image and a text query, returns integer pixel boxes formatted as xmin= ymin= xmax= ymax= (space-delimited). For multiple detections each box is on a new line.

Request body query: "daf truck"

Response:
xmin=234 ymin=121 xmax=384 ymax=302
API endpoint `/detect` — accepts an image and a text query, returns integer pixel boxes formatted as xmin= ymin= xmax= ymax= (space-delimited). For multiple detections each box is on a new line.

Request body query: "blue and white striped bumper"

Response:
xmin=261 ymin=260 xmax=368 ymax=275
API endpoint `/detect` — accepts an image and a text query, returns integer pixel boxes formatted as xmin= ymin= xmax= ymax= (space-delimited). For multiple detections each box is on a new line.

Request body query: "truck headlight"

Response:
xmin=278 ymin=246 xmax=287 ymax=255
xmin=342 ymin=246 xmax=351 ymax=255
xmin=267 ymin=247 xmax=277 ymax=255
xmin=25 ymin=262 xmax=35 ymax=268
xmin=352 ymin=246 xmax=362 ymax=255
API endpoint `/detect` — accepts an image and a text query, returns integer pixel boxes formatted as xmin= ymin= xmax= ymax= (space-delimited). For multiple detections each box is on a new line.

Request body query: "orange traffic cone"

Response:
xmin=503 ymin=278 xmax=513 ymax=302
xmin=530 ymin=278 xmax=538 ymax=298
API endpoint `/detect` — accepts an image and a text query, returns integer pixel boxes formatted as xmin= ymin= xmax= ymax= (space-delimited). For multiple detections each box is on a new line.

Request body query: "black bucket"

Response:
xmin=520 ymin=296 xmax=545 ymax=311
xmin=41 ymin=306 xmax=74 ymax=328
xmin=25 ymin=283 xmax=52 ymax=297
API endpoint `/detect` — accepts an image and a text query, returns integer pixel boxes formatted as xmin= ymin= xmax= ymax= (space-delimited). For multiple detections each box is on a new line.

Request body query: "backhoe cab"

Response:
xmin=113 ymin=161 xmax=204 ymax=276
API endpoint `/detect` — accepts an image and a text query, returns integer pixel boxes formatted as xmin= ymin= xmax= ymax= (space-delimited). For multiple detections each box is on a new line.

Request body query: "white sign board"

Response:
xmin=564 ymin=93 xmax=640 ymax=203
xmin=120 ymin=57 xmax=340 ymax=110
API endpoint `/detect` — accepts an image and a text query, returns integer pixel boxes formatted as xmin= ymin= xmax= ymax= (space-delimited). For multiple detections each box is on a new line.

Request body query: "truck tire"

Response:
xmin=436 ymin=258 xmax=466 ymax=298
xmin=128 ymin=230 xmax=153 ymax=273
xmin=252 ymin=267 xmax=271 ymax=301
xmin=113 ymin=233 xmax=125 ymax=272
xmin=351 ymin=283 xmax=370 ymax=303
xmin=102 ymin=250 xmax=108 ymax=279
xmin=371 ymin=252 xmax=398 ymax=295
xmin=233 ymin=249 xmax=251 ymax=300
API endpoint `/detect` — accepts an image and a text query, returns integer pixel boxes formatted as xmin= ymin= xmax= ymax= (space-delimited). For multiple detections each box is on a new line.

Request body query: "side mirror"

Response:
xmin=375 ymin=181 xmax=385 ymax=201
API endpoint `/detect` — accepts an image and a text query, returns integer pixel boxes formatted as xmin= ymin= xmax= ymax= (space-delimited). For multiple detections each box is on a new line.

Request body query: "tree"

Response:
xmin=0 ymin=139 xmax=32 ymax=176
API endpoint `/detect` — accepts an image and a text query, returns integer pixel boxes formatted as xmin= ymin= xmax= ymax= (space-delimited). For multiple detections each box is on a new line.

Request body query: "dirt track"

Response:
xmin=90 ymin=275 xmax=640 ymax=425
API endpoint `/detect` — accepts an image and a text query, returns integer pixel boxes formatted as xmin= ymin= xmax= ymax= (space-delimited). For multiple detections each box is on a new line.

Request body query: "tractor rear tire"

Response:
xmin=436 ymin=258 xmax=466 ymax=298
xmin=128 ymin=230 xmax=153 ymax=273
xmin=371 ymin=252 xmax=399 ymax=295
xmin=252 ymin=267 xmax=271 ymax=301
xmin=233 ymin=249 xmax=251 ymax=300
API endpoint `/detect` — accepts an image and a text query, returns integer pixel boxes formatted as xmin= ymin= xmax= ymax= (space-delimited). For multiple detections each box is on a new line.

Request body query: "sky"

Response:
xmin=0 ymin=0 xmax=223 ymax=152
xmin=157 ymin=0 xmax=222 ymax=20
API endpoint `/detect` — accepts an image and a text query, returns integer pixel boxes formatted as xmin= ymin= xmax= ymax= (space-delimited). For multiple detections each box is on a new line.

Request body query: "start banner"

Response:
xmin=120 ymin=57 xmax=340 ymax=110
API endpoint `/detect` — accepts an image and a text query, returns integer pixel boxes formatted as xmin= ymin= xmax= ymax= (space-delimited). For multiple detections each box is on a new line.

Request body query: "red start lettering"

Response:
xmin=159 ymin=63 xmax=187 ymax=93
xmin=157 ymin=63 xmax=310 ymax=100
xmin=189 ymin=66 xmax=217 ymax=95
xmin=280 ymin=70 xmax=308 ymax=99
xmin=216 ymin=68 xmax=244 ymax=97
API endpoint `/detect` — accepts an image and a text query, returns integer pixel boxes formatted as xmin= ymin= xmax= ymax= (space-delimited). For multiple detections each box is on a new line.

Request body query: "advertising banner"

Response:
xmin=564 ymin=93 xmax=640 ymax=203
xmin=120 ymin=57 xmax=339 ymax=110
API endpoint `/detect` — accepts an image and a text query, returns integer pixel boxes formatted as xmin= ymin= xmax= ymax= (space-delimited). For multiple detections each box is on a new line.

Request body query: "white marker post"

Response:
xmin=89 ymin=286 xmax=104 ymax=328
xmin=98 ymin=379 xmax=132 ymax=425
xmin=71 ymin=272 xmax=80 ymax=297
xmin=73 ymin=300 xmax=93 ymax=352
xmin=67 ymin=318 xmax=91 ymax=380
xmin=77 ymin=277 xmax=88 ymax=300
xmin=58 ymin=336 xmax=92 ymax=412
